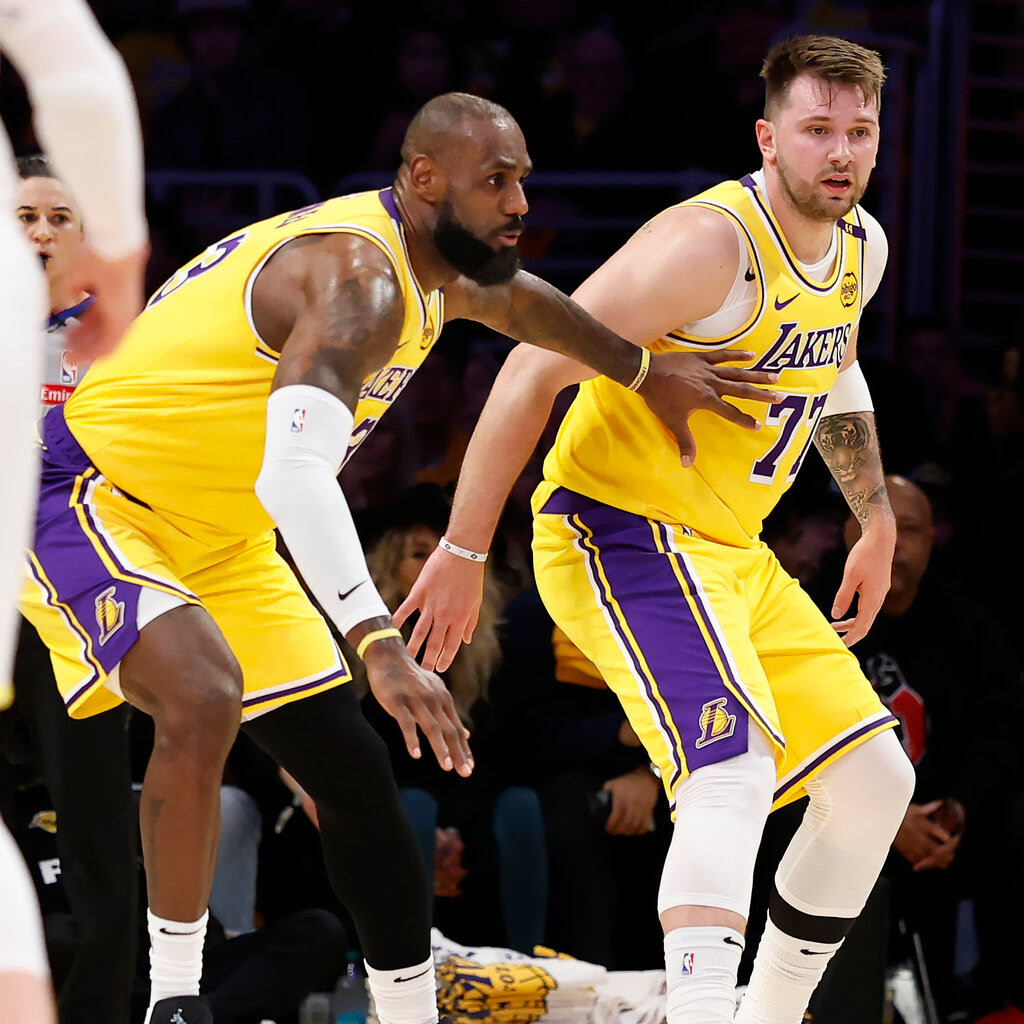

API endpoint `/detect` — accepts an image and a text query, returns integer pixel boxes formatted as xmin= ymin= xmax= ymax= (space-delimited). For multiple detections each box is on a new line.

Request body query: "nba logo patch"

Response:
xmin=291 ymin=408 xmax=306 ymax=433
xmin=59 ymin=349 xmax=78 ymax=385
xmin=681 ymin=952 xmax=695 ymax=975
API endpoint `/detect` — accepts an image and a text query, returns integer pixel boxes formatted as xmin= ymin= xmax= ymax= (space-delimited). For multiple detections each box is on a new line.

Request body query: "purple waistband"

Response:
xmin=41 ymin=405 xmax=92 ymax=473
xmin=539 ymin=487 xmax=614 ymax=517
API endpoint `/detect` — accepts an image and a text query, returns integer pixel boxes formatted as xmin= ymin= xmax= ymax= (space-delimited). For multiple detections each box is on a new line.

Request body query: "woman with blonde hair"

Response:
xmin=358 ymin=484 xmax=547 ymax=953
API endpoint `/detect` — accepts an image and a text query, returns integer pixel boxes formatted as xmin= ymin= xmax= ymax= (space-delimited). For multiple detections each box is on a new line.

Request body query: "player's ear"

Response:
xmin=408 ymin=155 xmax=445 ymax=205
xmin=755 ymin=119 xmax=776 ymax=163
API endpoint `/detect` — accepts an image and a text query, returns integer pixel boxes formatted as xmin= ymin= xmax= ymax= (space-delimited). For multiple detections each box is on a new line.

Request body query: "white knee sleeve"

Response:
xmin=0 ymin=820 xmax=49 ymax=977
xmin=658 ymin=726 xmax=777 ymax=919
xmin=775 ymin=729 xmax=914 ymax=919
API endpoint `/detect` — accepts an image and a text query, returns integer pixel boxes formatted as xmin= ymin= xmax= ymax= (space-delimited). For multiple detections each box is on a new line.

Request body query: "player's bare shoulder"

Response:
xmin=252 ymin=232 xmax=404 ymax=356
xmin=575 ymin=203 xmax=741 ymax=335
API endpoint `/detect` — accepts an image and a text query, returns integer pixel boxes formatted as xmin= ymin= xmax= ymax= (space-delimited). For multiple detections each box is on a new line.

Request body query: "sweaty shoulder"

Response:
xmin=572 ymin=204 xmax=741 ymax=344
xmin=856 ymin=206 xmax=888 ymax=306
xmin=251 ymin=231 xmax=403 ymax=354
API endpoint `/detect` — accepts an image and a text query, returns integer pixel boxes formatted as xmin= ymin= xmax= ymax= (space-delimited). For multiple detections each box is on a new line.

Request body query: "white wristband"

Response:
xmin=822 ymin=361 xmax=874 ymax=417
xmin=439 ymin=536 xmax=488 ymax=563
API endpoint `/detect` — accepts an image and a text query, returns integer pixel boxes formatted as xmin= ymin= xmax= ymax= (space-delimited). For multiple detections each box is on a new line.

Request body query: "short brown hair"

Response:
xmin=761 ymin=35 xmax=885 ymax=119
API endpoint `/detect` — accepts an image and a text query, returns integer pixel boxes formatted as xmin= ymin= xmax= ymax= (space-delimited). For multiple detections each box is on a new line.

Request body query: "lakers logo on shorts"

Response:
xmin=95 ymin=586 xmax=125 ymax=646
xmin=695 ymin=697 xmax=737 ymax=749
xmin=29 ymin=810 xmax=57 ymax=834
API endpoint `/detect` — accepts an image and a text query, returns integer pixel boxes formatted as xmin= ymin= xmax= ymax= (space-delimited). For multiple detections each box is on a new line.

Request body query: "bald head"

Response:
xmin=886 ymin=475 xmax=933 ymax=528
xmin=845 ymin=474 xmax=934 ymax=616
xmin=401 ymin=92 xmax=519 ymax=166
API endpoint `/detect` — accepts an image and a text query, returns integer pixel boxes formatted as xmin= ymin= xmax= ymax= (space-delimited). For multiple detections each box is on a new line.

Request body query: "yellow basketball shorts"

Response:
xmin=534 ymin=488 xmax=896 ymax=811
xmin=21 ymin=407 xmax=349 ymax=720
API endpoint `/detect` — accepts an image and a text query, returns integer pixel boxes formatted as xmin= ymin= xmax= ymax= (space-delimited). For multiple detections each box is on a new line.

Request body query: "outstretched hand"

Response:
xmin=639 ymin=350 xmax=783 ymax=465
xmin=395 ymin=547 xmax=484 ymax=673
xmin=831 ymin=521 xmax=895 ymax=646
xmin=67 ymin=243 xmax=148 ymax=361
xmin=363 ymin=639 xmax=474 ymax=775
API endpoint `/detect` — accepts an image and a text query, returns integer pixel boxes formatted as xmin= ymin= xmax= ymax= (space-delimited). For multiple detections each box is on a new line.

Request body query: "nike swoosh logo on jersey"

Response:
xmin=744 ymin=267 xmax=756 ymax=282
xmin=799 ymin=949 xmax=830 ymax=955
xmin=774 ymin=294 xmax=799 ymax=310
xmin=338 ymin=581 xmax=365 ymax=601
xmin=395 ymin=967 xmax=431 ymax=983
xmin=724 ymin=936 xmax=744 ymax=948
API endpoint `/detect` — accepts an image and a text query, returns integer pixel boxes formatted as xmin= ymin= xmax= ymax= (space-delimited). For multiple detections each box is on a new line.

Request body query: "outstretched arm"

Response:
xmin=397 ymin=343 xmax=584 ymax=670
xmin=398 ymin=206 xmax=784 ymax=670
xmin=252 ymin=234 xmax=473 ymax=775
xmin=814 ymin=331 xmax=895 ymax=646
xmin=1 ymin=0 xmax=149 ymax=358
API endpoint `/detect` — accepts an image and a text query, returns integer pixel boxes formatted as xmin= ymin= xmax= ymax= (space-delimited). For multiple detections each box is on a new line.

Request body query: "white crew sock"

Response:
xmin=664 ymin=925 xmax=745 ymax=1024
xmin=364 ymin=954 xmax=437 ymax=1024
xmin=735 ymin=918 xmax=843 ymax=1024
xmin=144 ymin=909 xmax=208 ymax=1022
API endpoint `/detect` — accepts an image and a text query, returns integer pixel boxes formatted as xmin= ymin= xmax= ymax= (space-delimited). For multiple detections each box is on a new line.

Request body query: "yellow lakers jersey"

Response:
xmin=63 ymin=188 xmax=443 ymax=545
xmin=537 ymin=175 xmax=866 ymax=547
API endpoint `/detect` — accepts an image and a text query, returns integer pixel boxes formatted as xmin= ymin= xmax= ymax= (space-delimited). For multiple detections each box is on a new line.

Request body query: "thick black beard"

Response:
xmin=433 ymin=200 xmax=521 ymax=286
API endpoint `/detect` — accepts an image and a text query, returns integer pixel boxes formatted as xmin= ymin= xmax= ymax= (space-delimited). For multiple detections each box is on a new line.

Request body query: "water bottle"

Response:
xmin=333 ymin=949 xmax=369 ymax=1024
xmin=298 ymin=992 xmax=331 ymax=1024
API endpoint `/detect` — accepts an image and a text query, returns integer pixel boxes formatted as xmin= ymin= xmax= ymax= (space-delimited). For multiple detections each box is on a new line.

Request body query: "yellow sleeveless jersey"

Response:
xmin=537 ymin=175 xmax=866 ymax=547
xmin=63 ymin=188 xmax=443 ymax=545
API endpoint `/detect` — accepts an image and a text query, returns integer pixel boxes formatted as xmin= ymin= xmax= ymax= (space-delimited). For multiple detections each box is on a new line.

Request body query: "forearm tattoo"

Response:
xmin=814 ymin=411 xmax=892 ymax=528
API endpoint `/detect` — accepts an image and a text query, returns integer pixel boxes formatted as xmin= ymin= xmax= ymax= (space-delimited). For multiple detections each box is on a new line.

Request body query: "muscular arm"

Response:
xmin=258 ymin=233 xmax=406 ymax=406
xmin=813 ymin=328 xmax=895 ymax=645
xmin=0 ymin=0 xmax=146 ymax=261
xmin=814 ymin=410 xmax=890 ymax=530
xmin=399 ymin=208 xmax=783 ymax=669
xmin=252 ymin=234 xmax=472 ymax=773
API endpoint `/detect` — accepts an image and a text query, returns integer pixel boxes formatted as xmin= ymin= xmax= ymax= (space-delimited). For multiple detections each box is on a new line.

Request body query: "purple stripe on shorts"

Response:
xmin=665 ymin=530 xmax=785 ymax=749
xmin=242 ymin=666 xmax=350 ymax=710
xmin=773 ymin=714 xmax=898 ymax=803
xmin=566 ymin=496 xmax=751 ymax=774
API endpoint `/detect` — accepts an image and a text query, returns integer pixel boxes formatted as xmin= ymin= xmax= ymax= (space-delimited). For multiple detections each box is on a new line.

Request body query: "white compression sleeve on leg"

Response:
xmin=255 ymin=385 xmax=390 ymax=637
xmin=774 ymin=729 xmax=913 ymax=919
xmin=658 ymin=725 xmax=777 ymax=920
xmin=0 ymin=0 xmax=147 ymax=260
xmin=821 ymin=361 xmax=873 ymax=418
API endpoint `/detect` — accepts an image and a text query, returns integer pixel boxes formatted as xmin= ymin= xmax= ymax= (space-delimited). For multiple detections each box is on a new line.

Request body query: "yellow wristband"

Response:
xmin=356 ymin=627 xmax=403 ymax=660
xmin=626 ymin=347 xmax=650 ymax=392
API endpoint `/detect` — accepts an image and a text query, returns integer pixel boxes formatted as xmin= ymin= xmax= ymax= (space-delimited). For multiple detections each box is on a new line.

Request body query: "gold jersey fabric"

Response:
xmin=537 ymin=175 xmax=866 ymax=547
xmin=62 ymin=187 xmax=443 ymax=546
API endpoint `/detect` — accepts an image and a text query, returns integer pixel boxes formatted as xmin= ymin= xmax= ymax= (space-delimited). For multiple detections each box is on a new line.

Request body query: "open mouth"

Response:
xmin=821 ymin=175 xmax=852 ymax=194
xmin=37 ymin=252 xmax=51 ymax=267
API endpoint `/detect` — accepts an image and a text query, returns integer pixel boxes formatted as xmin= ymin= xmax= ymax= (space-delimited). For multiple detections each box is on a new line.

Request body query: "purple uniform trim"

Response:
xmin=739 ymin=174 xmax=858 ymax=294
xmin=241 ymin=666 xmax=350 ymax=710
xmin=774 ymin=713 xmax=897 ymax=804
xmin=30 ymin=408 xmax=195 ymax=704
xmin=547 ymin=489 xmax=752 ymax=777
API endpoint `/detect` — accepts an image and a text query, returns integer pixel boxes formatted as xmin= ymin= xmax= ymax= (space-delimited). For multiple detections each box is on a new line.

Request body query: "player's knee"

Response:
xmin=813 ymin=730 xmax=914 ymax=830
xmin=152 ymin=663 xmax=242 ymax=758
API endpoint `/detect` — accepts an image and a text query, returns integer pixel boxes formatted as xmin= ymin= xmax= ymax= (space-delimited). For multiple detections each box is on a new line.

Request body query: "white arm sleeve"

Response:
xmin=255 ymin=385 xmax=390 ymax=638
xmin=0 ymin=0 xmax=146 ymax=260
xmin=822 ymin=360 xmax=874 ymax=417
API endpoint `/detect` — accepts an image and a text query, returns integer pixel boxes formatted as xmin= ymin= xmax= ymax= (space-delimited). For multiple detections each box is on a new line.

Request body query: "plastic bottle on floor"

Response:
xmin=334 ymin=949 xmax=369 ymax=1024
